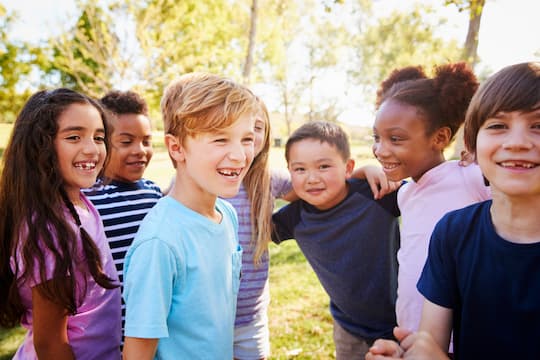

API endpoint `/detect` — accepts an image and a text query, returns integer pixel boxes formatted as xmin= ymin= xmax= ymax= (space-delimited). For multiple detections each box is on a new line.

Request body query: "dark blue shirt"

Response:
xmin=418 ymin=200 xmax=540 ymax=360
xmin=272 ymin=178 xmax=400 ymax=340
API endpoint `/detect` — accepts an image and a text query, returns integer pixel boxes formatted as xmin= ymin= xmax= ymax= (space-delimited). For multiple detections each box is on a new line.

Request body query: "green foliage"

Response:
xmin=43 ymin=1 xmax=126 ymax=98
xmin=0 ymin=5 xmax=36 ymax=123
xmin=351 ymin=3 xmax=462 ymax=101
xmin=128 ymin=0 xmax=250 ymax=110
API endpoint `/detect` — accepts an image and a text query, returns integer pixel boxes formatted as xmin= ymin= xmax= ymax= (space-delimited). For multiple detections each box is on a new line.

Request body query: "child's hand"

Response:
xmin=365 ymin=337 xmax=404 ymax=359
xmin=399 ymin=330 xmax=450 ymax=360
xmin=359 ymin=165 xmax=401 ymax=199
xmin=458 ymin=150 xmax=475 ymax=167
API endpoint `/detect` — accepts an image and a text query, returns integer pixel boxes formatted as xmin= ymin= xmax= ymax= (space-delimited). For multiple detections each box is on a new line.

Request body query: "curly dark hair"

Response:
xmin=376 ymin=62 xmax=479 ymax=142
xmin=100 ymin=90 xmax=149 ymax=116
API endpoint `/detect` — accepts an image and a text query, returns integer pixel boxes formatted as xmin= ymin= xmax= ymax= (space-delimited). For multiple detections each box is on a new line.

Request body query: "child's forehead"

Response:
xmin=291 ymin=138 xmax=344 ymax=156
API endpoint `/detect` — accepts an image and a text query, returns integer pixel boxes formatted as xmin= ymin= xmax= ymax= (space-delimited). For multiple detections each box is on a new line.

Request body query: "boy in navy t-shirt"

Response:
xmin=272 ymin=121 xmax=400 ymax=360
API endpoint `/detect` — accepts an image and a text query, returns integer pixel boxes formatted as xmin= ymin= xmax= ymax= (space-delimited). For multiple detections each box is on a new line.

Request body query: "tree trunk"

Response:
xmin=452 ymin=0 xmax=485 ymax=159
xmin=462 ymin=0 xmax=485 ymax=67
xmin=242 ymin=0 xmax=258 ymax=85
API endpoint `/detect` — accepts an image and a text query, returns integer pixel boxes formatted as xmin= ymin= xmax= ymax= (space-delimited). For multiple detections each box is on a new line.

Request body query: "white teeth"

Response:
xmin=500 ymin=161 xmax=536 ymax=169
xmin=75 ymin=162 xmax=96 ymax=170
xmin=219 ymin=169 xmax=240 ymax=176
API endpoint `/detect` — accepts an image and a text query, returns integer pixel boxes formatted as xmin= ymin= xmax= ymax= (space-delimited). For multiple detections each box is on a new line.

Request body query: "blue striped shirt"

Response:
xmin=83 ymin=178 xmax=162 ymax=329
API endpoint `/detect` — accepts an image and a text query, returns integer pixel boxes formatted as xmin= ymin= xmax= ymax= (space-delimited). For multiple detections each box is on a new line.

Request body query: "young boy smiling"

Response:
xmin=122 ymin=73 xmax=258 ymax=359
xmin=272 ymin=121 xmax=401 ymax=359
xmin=83 ymin=90 xmax=162 ymax=334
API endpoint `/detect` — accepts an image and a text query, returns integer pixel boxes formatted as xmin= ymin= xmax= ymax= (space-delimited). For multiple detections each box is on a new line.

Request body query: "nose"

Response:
xmin=373 ymin=141 xmax=389 ymax=159
xmin=306 ymin=170 xmax=320 ymax=184
xmin=502 ymin=127 xmax=533 ymax=151
xmin=132 ymin=141 xmax=146 ymax=156
xmin=228 ymin=142 xmax=248 ymax=163
xmin=82 ymin=137 xmax=100 ymax=155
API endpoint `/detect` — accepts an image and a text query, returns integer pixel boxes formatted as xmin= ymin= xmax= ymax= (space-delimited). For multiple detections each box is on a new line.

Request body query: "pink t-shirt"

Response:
xmin=396 ymin=161 xmax=491 ymax=332
xmin=11 ymin=195 xmax=121 ymax=360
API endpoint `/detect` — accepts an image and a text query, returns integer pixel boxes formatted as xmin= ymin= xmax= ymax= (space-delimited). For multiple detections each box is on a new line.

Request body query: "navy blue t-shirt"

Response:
xmin=272 ymin=178 xmax=400 ymax=340
xmin=418 ymin=200 xmax=540 ymax=360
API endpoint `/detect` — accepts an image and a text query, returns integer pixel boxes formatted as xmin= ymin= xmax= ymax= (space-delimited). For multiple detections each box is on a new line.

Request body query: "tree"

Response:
xmin=445 ymin=0 xmax=486 ymax=67
xmin=44 ymin=1 xmax=130 ymax=98
xmin=445 ymin=0 xmax=486 ymax=159
xmin=350 ymin=3 xmax=462 ymax=105
xmin=0 ymin=5 xmax=36 ymax=123
xmin=129 ymin=0 xmax=250 ymax=110
xmin=243 ymin=0 xmax=258 ymax=85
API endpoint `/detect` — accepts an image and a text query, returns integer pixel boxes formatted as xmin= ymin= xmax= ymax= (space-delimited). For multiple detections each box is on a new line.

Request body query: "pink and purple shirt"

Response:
xmin=11 ymin=195 xmax=121 ymax=360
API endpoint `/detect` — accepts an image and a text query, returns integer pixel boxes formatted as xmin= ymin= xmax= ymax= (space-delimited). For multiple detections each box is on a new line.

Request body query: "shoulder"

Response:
xmin=137 ymin=178 xmax=163 ymax=195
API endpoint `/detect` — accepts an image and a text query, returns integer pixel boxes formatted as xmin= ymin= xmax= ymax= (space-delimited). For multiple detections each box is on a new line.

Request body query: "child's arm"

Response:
xmin=351 ymin=165 xmax=401 ymax=199
xmin=418 ymin=299 xmax=453 ymax=353
xmin=123 ymin=337 xmax=158 ymax=360
xmin=32 ymin=281 xmax=75 ymax=360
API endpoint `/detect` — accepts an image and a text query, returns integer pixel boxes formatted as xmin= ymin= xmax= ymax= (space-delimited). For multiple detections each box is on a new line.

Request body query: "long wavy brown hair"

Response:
xmin=0 ymin=88 xmax=117 ymax=328
xmin=243 ymin=98 xmax=273 ymax=264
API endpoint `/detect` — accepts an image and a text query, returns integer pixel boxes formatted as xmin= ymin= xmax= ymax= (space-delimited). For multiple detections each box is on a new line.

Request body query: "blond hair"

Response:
xmin=243 ymin=98 xmax=273 ymax=264
xmin=161 ymin=73 xmax=257 ymax=146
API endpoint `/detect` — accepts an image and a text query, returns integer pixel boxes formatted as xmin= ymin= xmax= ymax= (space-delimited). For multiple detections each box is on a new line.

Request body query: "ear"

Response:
xmin=432 ymin=127 xmax=451 ymax=150
xmin=165 ymin=134 xmax=186 ymax=163
xmin=345 ymin=158 xmax=355 ymax=179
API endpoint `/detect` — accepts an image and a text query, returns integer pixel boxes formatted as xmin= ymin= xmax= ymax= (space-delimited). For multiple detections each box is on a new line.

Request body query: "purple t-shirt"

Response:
xmin=11 ymin=195 xmax=121 ymax=360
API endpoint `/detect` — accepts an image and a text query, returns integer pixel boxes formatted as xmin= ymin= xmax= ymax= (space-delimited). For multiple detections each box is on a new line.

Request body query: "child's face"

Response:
xmin=288 ymin=139 xmax=354 ymax=210
xmin=54 ymin=103 xmax=106 ymax=203
xmin=476 ymin=109 xmax=540 ymax=197
xmin=254 ymin=116 xmax=267 ymax=156
xmin=179 ymin=113 xmax=255 ymax=199
xmin=105 ymin=114 xmax=153 ymax=183
xmin=372 ymin=100 xmax=445 ymax=182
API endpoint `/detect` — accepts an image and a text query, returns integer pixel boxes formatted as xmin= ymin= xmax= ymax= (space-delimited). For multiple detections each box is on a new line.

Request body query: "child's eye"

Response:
xmin=242 ymin=136 xmax=254 ymax=144
xmin=66 ymin=135 xmax=81 ymax=141
xmin=372 ymin=134 xmax=380 ymax=142
xmin=95 ymin=136 xmax=106 ymax=143
xmin=214 ymin=138 xmax=227 ymax=143
xmin=143 ymin=139 xmax=152 ymax=146
xmin=390 ymin=136 xmax=402 ymax=142
xmin=485 ymin=123 xmax=507 ymax=130
xmin=292 ymin=167 xmax=305 ymax=173
xmin=319 ymin=164 xmax=331 ymax=170
xmin=120 ymin=140 xmax=132 ymax=145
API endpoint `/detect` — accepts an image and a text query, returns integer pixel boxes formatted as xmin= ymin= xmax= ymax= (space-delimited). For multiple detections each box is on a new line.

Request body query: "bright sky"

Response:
xmin=3 ymin=0 xmax=540 ymax=125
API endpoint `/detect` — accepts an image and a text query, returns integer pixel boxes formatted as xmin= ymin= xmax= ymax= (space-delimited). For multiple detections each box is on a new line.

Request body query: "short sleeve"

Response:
xmin=271 ymin=202 xmax=299 ymax=244
xmin=417 ymin=215 xmax=457 ymax=309
xmin=270 ymin=169 xmax=292 ymax=199
xmin=123 ymin=238 xmax=180 ymax=338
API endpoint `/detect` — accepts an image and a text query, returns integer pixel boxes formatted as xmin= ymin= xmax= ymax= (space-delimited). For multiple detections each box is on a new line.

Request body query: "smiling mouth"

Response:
xmin=218 ymin=168 xmax=242 ymax=177
xmin=499 ymin=161 xmax=538 ymax=169
xmin=380 ymin=162 xmax=400 ymax=170
xmin=75 ymin=161 xmax=97 ymax=170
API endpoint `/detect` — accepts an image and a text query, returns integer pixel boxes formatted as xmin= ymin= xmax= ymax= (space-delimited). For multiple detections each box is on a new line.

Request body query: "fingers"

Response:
xmin=367 ymin=339 xmax=404 ymax=357
xmin=393 ymin=327 xmax=412 ymax=342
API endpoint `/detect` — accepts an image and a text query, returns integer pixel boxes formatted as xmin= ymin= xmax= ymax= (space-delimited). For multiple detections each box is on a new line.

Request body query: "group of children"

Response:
xmin=0 ymin=61 xmax=538 ymax=360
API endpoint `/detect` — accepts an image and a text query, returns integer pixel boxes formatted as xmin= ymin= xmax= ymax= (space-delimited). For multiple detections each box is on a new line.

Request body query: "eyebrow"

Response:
xmin=58 ymin=126 xmax=105 ymax=133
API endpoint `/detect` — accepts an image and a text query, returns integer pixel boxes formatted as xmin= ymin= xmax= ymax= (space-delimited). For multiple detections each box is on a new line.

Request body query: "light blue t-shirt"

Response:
xmin=123 ymin=196 xmax=242 ymax=359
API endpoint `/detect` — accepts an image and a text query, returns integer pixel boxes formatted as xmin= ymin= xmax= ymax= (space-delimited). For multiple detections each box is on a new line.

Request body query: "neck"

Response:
xmin=169 ymin=173 xmax=221 ymax=223
xmin=490 ymin=191 xmax=540 ymax=244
